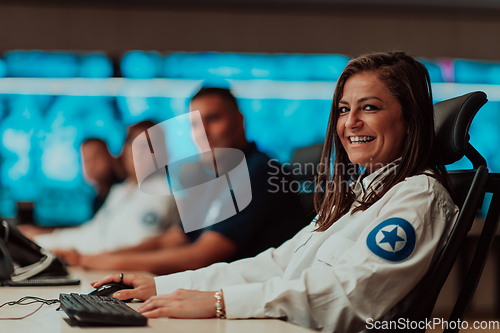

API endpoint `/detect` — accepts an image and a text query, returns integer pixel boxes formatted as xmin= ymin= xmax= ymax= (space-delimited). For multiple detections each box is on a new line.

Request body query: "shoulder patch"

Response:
xmin=366 ymin=218 xmax=416 ymax=262
xmin=142 ymin=211 xmax=159 ymax=227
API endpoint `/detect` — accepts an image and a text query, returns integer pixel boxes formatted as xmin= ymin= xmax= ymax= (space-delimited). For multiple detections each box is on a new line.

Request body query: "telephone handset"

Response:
xmin=0 ymin=219 xmax=69 ymax=283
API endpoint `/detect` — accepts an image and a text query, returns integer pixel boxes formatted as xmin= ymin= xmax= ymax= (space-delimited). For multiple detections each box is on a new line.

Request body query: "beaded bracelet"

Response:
xmin=214 ymin=290 xmax=226 ymax=319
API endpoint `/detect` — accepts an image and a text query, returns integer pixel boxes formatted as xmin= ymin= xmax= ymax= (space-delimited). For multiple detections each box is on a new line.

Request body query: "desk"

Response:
xmin=0 ymin=268 xmax=315 ymax=333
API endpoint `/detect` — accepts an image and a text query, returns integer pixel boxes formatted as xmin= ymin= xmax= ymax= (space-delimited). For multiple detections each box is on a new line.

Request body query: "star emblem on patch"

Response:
xmin=376 ymin=225 xmax=407 ymax=252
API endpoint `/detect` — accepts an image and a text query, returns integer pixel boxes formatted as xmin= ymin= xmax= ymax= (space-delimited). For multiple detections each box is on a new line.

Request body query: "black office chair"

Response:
xmin=393 ymin=91 xmax=500 ymax=332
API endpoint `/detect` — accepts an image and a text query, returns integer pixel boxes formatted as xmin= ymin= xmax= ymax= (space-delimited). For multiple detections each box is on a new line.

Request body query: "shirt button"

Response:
xmin=330 ymin=253 xmax=335 ymax=259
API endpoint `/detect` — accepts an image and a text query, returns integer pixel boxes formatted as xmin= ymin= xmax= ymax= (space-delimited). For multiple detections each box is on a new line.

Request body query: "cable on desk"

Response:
xmin=0 ymin=296 xmax=60 ymax=320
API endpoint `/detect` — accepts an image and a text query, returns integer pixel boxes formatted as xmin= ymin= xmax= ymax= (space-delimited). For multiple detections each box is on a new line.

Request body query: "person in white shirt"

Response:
xmin=22 ymin=121 xmax=180 ymax=256
xmin=91 ymin=52 xmax=459 ymax=332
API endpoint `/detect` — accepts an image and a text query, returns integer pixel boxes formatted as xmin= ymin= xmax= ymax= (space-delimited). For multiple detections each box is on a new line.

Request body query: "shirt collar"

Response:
xmin=352 ymin=157 xmax=402 ymax=197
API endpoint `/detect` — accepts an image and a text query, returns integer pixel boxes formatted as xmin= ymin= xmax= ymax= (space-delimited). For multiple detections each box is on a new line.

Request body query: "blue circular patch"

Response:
xmin=142 ymin=211 xmax=159 ymax=227
xmin=366 ymin=218 xmax=416 ymax=262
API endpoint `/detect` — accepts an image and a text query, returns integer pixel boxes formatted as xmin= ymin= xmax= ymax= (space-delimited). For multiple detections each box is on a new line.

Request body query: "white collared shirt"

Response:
xmin=155 ymin=170 xmax=458 ymax=332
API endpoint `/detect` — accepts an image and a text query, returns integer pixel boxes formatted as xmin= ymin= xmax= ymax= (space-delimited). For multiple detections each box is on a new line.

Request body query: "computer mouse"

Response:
xmin=88 ymin=282 xmax=135 ymax=302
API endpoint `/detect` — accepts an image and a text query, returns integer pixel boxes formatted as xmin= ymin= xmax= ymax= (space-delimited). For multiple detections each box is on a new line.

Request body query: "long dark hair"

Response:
xmin=314 ymin=51 xmax=453 ymax=231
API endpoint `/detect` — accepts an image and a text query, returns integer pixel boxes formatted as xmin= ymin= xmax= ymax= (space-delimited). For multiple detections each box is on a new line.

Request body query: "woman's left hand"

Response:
xmin=137 ymin=289 xmax=220 ymax=319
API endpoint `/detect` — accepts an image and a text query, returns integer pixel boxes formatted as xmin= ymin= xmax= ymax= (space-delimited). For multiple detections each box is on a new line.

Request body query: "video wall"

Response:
xmin=0 ymin=51 xmax=499 ymax=225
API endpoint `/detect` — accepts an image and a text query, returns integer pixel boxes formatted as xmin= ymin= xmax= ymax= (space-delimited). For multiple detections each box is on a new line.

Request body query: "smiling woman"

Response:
xmin=91 ymin=52 xmax=459 ymax=333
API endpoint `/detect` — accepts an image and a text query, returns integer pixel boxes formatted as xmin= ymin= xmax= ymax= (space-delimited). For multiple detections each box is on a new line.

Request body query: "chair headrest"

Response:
xmin=434 ymin=91 xmax=487 ymax=165
xmin=290 ymin=143 xmax=324 ymax=180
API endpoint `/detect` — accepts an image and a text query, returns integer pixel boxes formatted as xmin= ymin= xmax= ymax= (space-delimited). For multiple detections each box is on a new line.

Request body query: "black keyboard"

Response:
xmin=59 ymin=293 xmax=147 ymax=326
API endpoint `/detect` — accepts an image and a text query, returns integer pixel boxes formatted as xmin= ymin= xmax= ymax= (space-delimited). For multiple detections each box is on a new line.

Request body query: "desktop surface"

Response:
xmin=0 ymin=267 xmax=315 ymax=333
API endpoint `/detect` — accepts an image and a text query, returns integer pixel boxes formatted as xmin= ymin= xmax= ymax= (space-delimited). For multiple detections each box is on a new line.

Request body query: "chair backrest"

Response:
xmin=290 ymin=143 xmax=324 ymax=181
xmin=290 ymin=143 xmax=323 ymax=221
xmin=398 ymin=91 xmax=500 ymax=333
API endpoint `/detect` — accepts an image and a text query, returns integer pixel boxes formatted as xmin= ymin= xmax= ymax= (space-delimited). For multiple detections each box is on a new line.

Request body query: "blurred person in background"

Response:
xmin=19 ymin=137 xmax=124 ymax=235
xmin=19 ymin=121 xmax=181 ymax=259
xmin=69 ymin=87 xmax=309 ymax=274
xmin=80 ymin=138 xmax=125 ymax=215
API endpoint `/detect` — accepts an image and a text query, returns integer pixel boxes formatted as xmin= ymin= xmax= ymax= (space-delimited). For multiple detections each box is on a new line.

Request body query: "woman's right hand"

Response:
xmin=90 ymin=274 xmax=157 ymax=301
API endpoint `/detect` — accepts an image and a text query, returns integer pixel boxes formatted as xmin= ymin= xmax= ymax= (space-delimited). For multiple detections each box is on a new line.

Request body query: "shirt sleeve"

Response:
xmin=154 ymin=221 xmax=316 ymax=295
xmin=34 ymin=219 xmax=101 ymax=252
xmin=221 ymin=178 xmax=459 ymax=332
